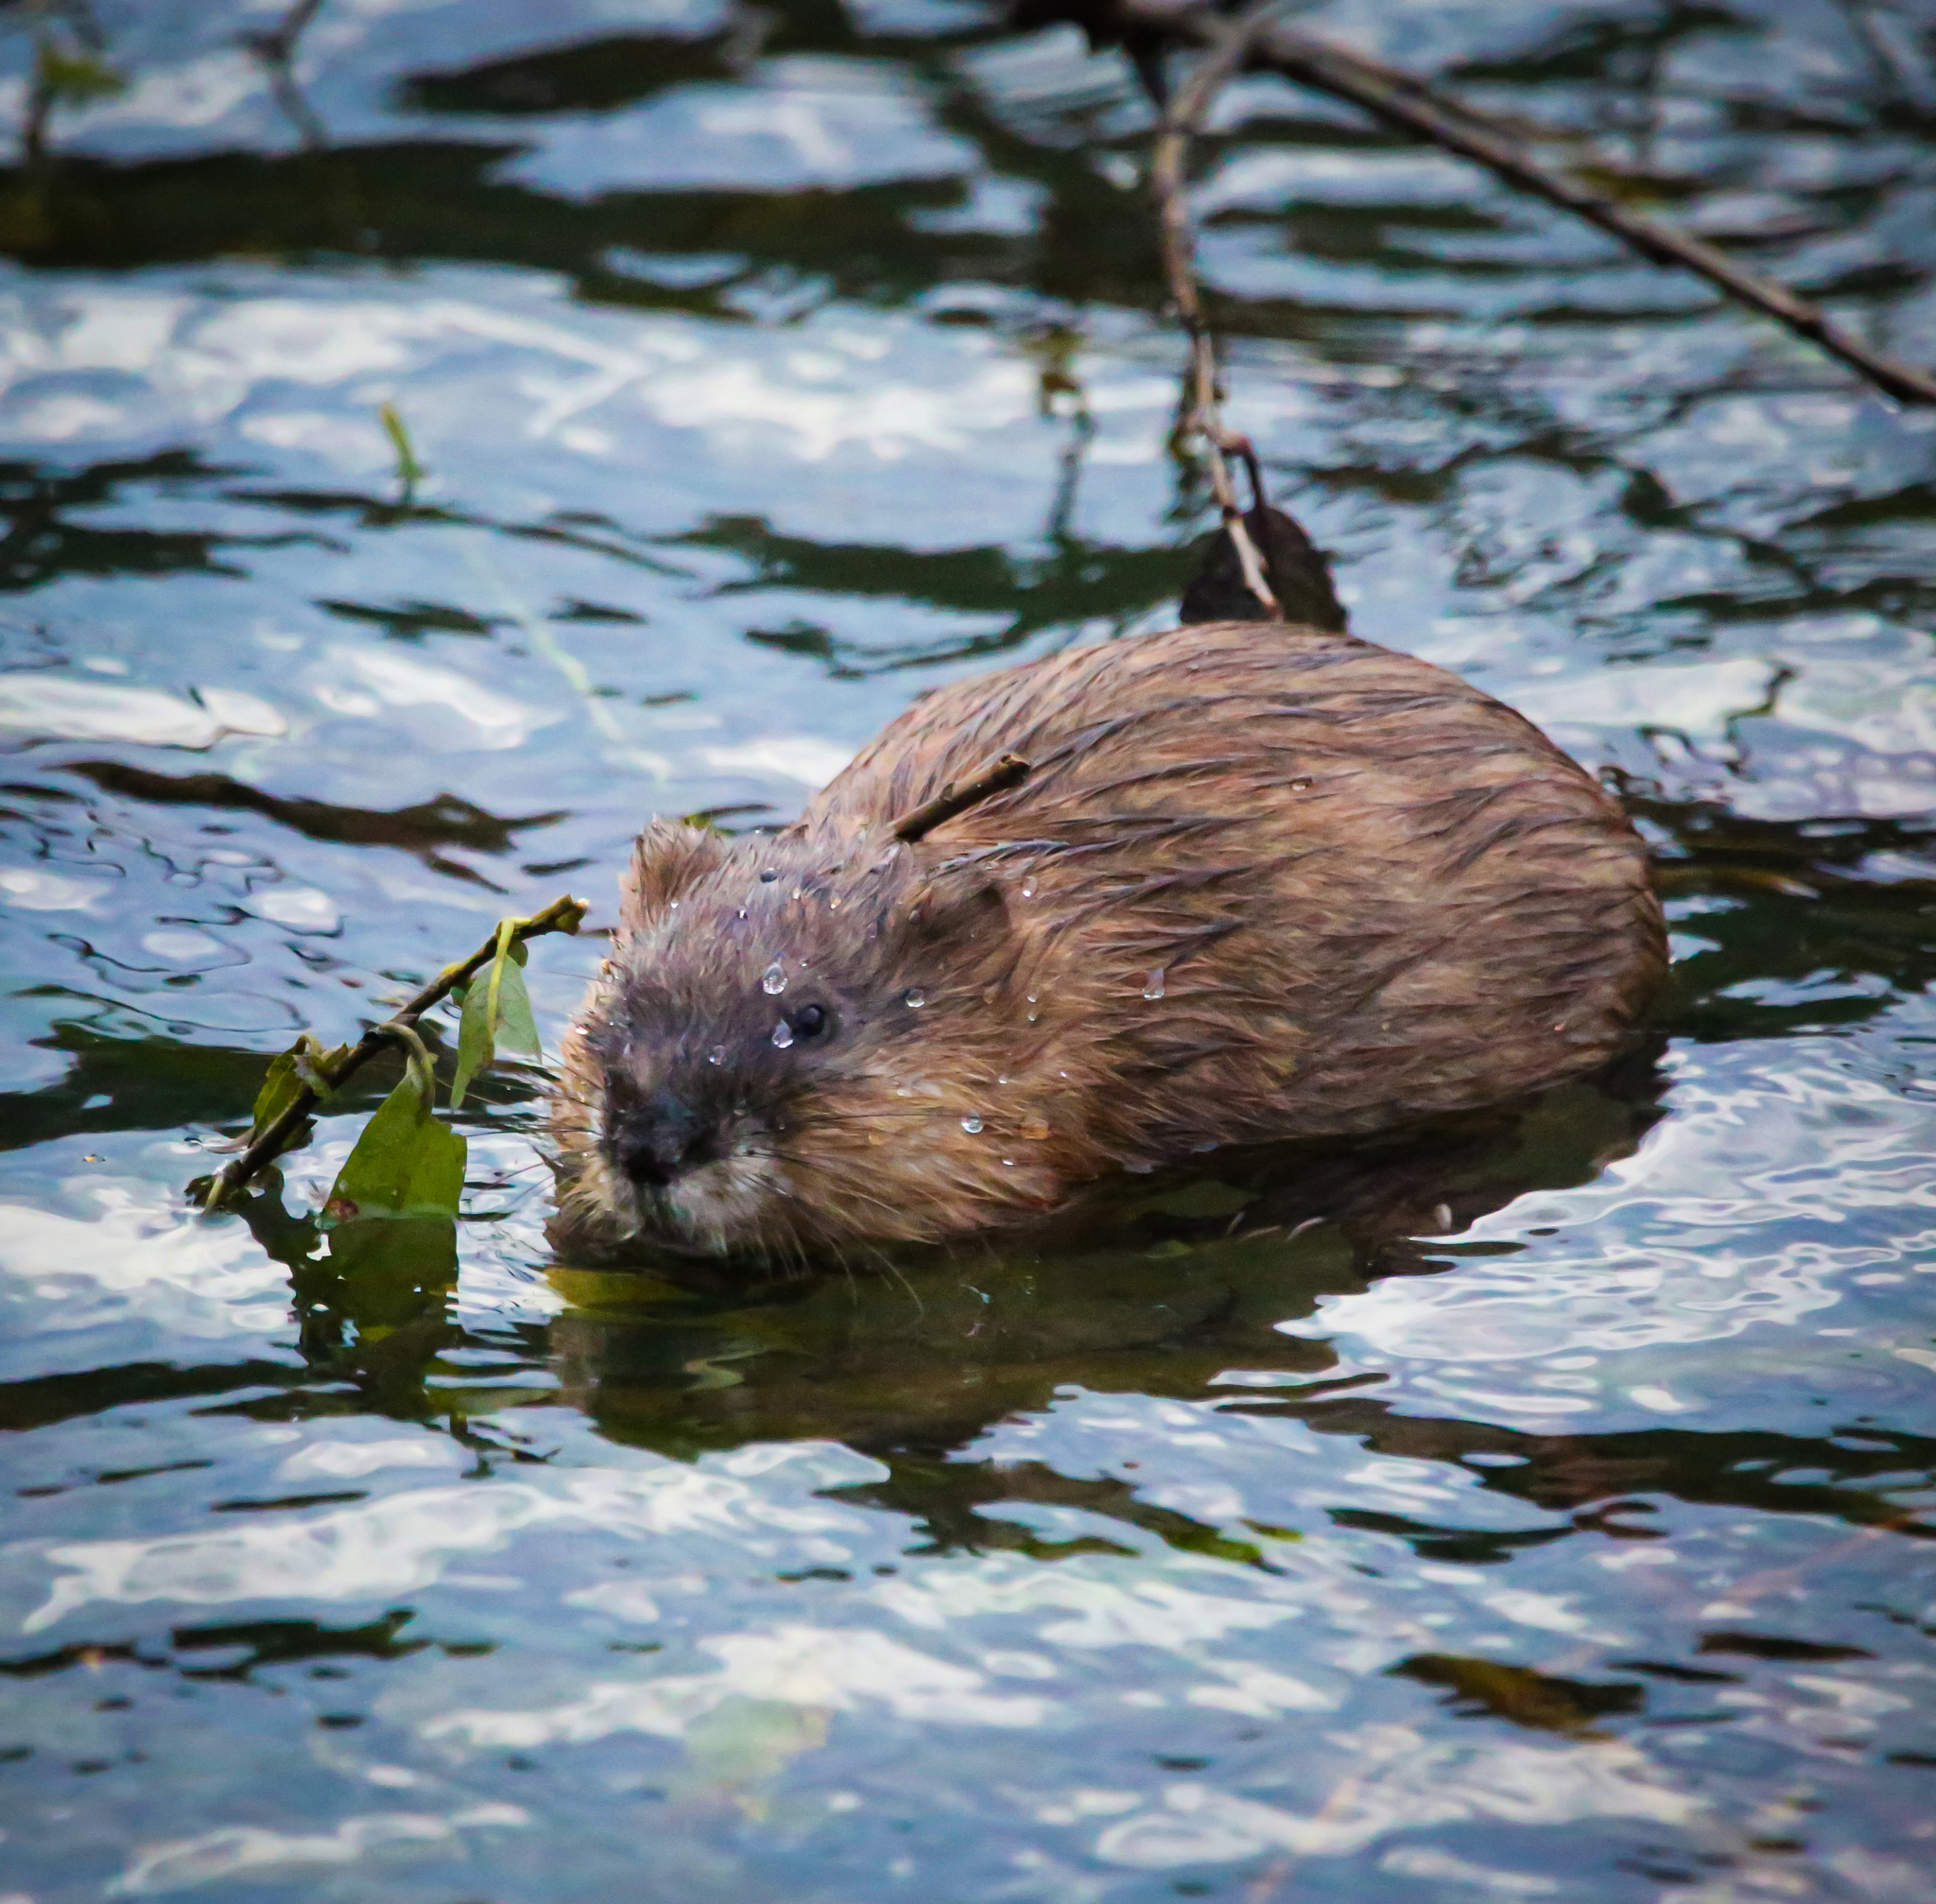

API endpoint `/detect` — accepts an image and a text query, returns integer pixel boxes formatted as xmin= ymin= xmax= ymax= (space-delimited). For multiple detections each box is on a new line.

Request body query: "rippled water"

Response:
xmin=2 ymin=2 xmax=1935 ymax=1897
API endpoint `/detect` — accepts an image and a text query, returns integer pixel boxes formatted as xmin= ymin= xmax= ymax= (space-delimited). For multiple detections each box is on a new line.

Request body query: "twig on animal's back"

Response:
xmin=1045 ymin=0 xmax=1936 ymax=410
xmin=893 ymin=754 xmax=1032 ymax=842
xmin=1150 ymin=0 xmax=1283 ymax=614
xmin=201 ymin=892 xmax=587 ymax=1211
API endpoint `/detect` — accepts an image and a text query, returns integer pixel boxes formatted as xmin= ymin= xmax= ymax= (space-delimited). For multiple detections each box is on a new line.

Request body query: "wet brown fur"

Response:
xmin=551 ymin=619 xmax=1665 ymax=1258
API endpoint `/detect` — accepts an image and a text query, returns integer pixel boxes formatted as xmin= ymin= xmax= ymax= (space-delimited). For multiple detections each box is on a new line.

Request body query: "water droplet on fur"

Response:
xmin=904 ymin=987 xmax=926 ymax=1009
xmin=1291 ymin=777 xmax=1313 ymax=791
xmin=1001 ymin=1157 xmax=1014 ymax=1167
xmin=1027 ymin=1012 xmax=1039 ymax=1024
xmin=771 ymin=1020 xmax=795 ymax=1049
xmin=759 ymin=869 xmax=778 ymax=882
xmin=736 ymin=907 xmax=749 ymax=921
xmin=762 ymin=961 xmax=786 ymax=995
xmin=708 ymin=1047 xmax=725 ymax=1066
xmin=1020 ymin=875 xmax=1037 ymax=899
xmin=1143 ymin=967 xmax=1167 ymax=1000
xmin=960 ymin=1116 xmax=983 ymax=1134
xmin=668 ymin=899 xmax=679 ymax=909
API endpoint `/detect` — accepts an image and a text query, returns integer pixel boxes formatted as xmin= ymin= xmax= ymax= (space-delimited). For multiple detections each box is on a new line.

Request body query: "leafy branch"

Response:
xmin=199 ymin=893 xmax=586 ymax=1218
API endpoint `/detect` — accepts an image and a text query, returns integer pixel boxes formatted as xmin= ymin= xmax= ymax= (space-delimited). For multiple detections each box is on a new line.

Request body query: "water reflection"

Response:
xmin=184 ymin=1057 xmax=1670 ymax=1474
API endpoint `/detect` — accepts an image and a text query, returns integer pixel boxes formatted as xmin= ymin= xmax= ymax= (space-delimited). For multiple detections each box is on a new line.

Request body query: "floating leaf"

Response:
xmin=545 ymin=1266 xmax=694 ymax=1313
xmin=325 ymin=1039 xmax=465 ymax=1220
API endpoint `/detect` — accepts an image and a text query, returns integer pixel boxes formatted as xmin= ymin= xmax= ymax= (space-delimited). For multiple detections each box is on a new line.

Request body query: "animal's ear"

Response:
xmin=905 ymin=867 xmax=1011 ymax=947
xmin=620 ymin=820 xmax=728 ymax=934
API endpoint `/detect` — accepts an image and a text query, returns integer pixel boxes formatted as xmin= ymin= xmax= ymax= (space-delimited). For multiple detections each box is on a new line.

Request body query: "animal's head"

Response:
xmin=550 ymin=818 xmax=1070 ymax=1260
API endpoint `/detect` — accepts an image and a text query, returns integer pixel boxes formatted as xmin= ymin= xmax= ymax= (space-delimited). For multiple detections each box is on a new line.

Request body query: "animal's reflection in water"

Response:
xmin=233 ymin=1047 xmax=1925 ymax=1555
xmin=238 ymin=1047 xmax=1663 ymax=1453
xmin=544 ymin=1046 xmax=1668 ymax=1461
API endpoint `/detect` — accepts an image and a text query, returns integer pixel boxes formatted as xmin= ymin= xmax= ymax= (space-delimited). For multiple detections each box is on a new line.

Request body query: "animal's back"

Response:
xmin=810 ymin=619 xmax=1663 ymax=1167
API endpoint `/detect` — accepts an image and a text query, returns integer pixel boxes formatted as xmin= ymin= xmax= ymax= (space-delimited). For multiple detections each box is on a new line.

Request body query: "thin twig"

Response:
xmin=1039 ymin=0 xmax=1936 ymax=410
xmin=240 ymin=0 xmax=329 ymax=150
xmin=201 ymin=892 xmax=587 ymax=1211
xmin=1150 ymin=0 xmax=1284 ymax=613
xmin=243 ymin=0 xmax=327 ymax=62
xmin=893 ymin=753 xmax=1032 ymax=842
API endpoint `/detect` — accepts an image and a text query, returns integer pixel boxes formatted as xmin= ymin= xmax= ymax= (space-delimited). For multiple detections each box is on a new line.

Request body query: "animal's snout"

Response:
xmin=608 ymin=1091 xmax=719 ymax=1189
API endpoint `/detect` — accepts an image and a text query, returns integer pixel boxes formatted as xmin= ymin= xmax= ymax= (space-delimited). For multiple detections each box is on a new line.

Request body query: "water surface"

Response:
xmin=2 ymin=2 xmax=1935 ymax=1898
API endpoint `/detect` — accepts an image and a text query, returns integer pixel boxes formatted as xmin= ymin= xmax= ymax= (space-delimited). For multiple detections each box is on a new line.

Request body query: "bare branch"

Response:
xmin=201 ymin=892 xmax=587 ymax=1211
xmin=893 ymin=754 xmax=1033 ymax=842
xmin=1033 ymin=0 xmax=1936 ymax=410
xmin=1150 ymin=0 xmax=1285 ymax=613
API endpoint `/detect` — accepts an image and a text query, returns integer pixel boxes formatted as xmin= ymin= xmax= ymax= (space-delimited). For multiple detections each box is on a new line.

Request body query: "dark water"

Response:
xmin=2 ymin=1 xmax=1935 ymax=1897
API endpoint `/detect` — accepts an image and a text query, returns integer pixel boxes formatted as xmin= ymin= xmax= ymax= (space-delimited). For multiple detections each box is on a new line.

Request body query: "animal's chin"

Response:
xmin=568 ymin=1147 xmax=791 ymax=1258
xmin=657 ymin=1151 xmax=792 ymax=1255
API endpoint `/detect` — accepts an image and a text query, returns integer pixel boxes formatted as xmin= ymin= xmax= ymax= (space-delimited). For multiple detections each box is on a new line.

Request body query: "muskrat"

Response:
xmin=550 ymin=594 xmax=1665 ymax=1259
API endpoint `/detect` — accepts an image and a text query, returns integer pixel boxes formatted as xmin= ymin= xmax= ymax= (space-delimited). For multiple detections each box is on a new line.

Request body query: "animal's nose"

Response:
xmin=610 ymin=1095 xmax=718 ymax=1188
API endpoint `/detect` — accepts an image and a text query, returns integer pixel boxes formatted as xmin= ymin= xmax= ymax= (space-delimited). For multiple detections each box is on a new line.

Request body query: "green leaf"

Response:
xmin=36 ymin=44 xmax=127 ymax=108
xmin=492 ymin=948 xmax=543 ymax=1061
xmin=251 ymin=1047 xmax=306 ymax=1134
xmin=379 ymin=401 xmax=424 ymax=488
xmin=449 ymin=976 xmax=492 ymax=1110
xmin=449 ymin=929 xmax=542 ymax=1108
xmin=325 ymin=1052 xmax=465 ymax=1220
xmin=244 ymin=1032 xmax=346 ymax=1164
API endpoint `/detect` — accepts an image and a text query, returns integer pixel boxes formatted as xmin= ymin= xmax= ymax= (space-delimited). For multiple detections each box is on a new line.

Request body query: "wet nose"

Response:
xmin=610 ymin=1095 xmax=718 ymax=1188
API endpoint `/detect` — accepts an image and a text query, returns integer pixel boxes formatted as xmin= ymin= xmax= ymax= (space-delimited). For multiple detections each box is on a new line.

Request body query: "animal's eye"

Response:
xmin=790 ymin=1002 xmax=829 ymax=1040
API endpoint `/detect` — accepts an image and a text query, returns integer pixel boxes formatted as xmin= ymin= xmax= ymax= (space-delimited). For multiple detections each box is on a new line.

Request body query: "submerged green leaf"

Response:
xmin=326 ymin=1046 xmax=465 ymax=1220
